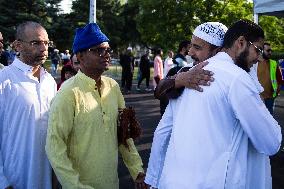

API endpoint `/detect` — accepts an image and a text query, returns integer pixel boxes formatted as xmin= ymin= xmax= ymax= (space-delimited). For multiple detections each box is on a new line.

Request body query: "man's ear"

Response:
xmin=212 ymin=47 xmax=222 ymax=55
xmin=76 ymin=52 xmax=84 ymax=63
xmin=13 ymin=40 xmax=22 ymax=52
xmin=235 ymin=36 xmax=248 ymax=52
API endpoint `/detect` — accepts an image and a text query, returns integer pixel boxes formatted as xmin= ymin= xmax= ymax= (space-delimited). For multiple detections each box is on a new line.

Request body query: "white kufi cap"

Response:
xmin=193 ymin=22 xmax=228 ymax=47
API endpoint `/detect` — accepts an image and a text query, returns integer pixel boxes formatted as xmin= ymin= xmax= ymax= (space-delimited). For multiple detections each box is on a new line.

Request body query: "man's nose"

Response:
xmin=188 ymin=47 xmax=194 ymax=56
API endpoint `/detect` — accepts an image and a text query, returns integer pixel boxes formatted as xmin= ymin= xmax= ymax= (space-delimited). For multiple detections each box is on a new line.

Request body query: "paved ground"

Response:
xmin=274 ymin=91 xmax=284 ymax=126
xmin=118 ymin=89 xmax=160 ymax=189
xmin=271 ymin=92 xmax=284 ymax=189
xmin=118 ymin=88 xmax=284 ymax=189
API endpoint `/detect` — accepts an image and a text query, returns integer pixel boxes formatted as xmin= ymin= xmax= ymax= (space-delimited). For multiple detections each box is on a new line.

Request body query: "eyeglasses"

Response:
xmin=18 ymin=39 xmax=49 ymax=47
xmin=88 ymin=47 xmax=113 ymax=57
xmin=248 ymin=41 xmax=263 ymax=55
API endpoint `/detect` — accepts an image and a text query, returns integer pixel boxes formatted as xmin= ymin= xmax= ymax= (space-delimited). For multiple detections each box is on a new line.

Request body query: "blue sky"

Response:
xmin=60 ymin=0 xmax=72 ymax=13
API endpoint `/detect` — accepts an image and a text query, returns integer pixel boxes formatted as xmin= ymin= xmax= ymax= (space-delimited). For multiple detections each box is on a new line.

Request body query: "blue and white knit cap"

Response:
xmin=193 ymin=22 xmax=228 ymax=47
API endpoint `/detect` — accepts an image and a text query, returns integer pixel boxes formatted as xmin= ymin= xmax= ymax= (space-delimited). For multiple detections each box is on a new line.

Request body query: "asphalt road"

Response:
xmin=118 ymin=90 xmax=284 ymax=189
xmin=119 ymin=91 xmax=160 ymax=189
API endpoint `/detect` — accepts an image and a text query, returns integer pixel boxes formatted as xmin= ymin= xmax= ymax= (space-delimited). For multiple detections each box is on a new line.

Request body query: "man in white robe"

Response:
xmin=0 ymin=21 xmax=56 ymax=188
xmin=146 ymin=20 xmax=282 ymax=189
xmin=146 ymin=21 xmax=228 ymax=189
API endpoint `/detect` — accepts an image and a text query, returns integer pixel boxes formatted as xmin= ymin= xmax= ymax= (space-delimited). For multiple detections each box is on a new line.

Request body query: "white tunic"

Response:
xmin=145 ymin=52 xmax=281 ymax=189
xmin=0 ymin=58 xmax=56 ymax=189
xmin=250 ymin=63 xmax=264 ymax=93
xmin=163 ymin=57 xmax=174 ymax=77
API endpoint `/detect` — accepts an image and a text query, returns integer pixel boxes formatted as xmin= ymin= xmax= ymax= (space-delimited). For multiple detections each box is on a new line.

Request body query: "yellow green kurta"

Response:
xmin=46 ymin=71 xmax=143 ymax=189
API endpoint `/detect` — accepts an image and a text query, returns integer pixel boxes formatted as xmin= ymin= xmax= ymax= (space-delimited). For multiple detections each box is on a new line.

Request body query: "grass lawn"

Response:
xmin=104 ymin=65 xmax=154 ymax=81
xmin=44 ymin=59 xmax=154 ymax=83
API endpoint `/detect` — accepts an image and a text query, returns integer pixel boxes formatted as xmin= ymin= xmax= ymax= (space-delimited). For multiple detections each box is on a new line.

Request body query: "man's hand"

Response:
xmin=135 ymin=172 xmax=147 ymax=189
xmin=175 ymin=61 xmax=214 ymax=92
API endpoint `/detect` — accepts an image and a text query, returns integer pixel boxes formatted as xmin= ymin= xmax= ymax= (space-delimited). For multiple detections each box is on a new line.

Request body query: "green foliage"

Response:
xmin=132 ymin=0 xmax=257 ymax=51
xmin=69 ymin=0 xmax=119 ymax=49
xmin=118 ymin=2 xmax=141 ymax=48
xmin=213 ymin=0 xmax=253 ymax=26
xmin=259 ymin=16 xmax=284 ymax=52
xmin=0 ymin=0 xmax=61 ymax=42
xmin=133 ymin=0 xmax=198 ymax=50
xmin=130 ymin=0 xmax=283 ymax=52
xmin=0 ymin=0 xmax=283 ymax=53
xmin=48 ymin=14 xmax=75 ymax=51
xmin=69 ymin=0 xmax=140 ymax=51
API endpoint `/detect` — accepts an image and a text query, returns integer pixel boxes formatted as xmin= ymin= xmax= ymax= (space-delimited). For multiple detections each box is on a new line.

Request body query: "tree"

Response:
xmin=115 ymin=2 xmax=141 ymax=49
xmin=69 ymin=0 xmax=134 ymax=51
xmin=131 ymin=0 xmax=198 ymax=50
xmin=62 ymin=0 xmax=284 ymax=53
xmin=47 ymin=13 xmax=75 ymax=51
xmin=131 ymin=0 xmax=284 ymax=52
xmin=0 ymin=0 xmax=62 ymax=42
xmin=259 ymin=16 xmax=284 ymax=52
xmin=131 ymin=0 xmax=253 ymax=50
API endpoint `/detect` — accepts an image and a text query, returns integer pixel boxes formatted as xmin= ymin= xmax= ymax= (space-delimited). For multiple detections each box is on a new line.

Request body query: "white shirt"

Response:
xmin=249 ymin=63 xmax=264 ymax=93
xmin=61 ymin=53 xmax=70 ymax=60
xmin=145 ymin=52 xmax=281 ymax=189
xmin=247 ymin=63 xmax=271 ymax=189
xmin=175 ymin=57 xmax=187 ymax=67
xmin=163 ymin=57 xmax=174 ymax=77
xmin=185 ymin=55 xmax=194 ymax=67
xmin=0 ymin=58 xmax=57 ymax=189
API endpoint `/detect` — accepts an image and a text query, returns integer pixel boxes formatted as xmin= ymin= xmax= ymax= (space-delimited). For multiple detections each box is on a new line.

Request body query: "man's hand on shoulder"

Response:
xmin=175 ymin=61 xmax=214 ymax=92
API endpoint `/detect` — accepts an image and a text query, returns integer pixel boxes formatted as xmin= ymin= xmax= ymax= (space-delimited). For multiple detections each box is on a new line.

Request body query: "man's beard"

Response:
xmin=235 ymin=48 xmax=250 ymax=72
xmin=262 ymin=53 xmax=270 ymax=60
xmin=21 ymin=53 xmax=47 ymax=66
xmin=191 ymin=56 xmax=199 ymax=65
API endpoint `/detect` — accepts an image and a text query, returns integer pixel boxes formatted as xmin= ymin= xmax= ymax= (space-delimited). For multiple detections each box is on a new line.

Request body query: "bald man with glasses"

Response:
xmin=0 ymin=21 xmax=56 ymax=189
